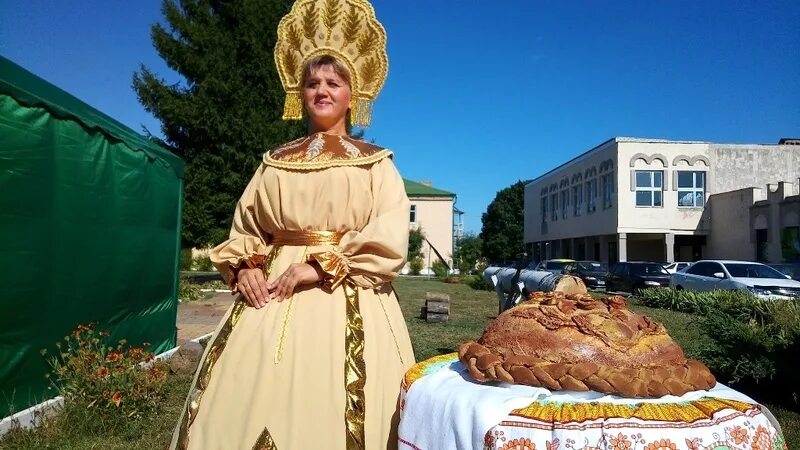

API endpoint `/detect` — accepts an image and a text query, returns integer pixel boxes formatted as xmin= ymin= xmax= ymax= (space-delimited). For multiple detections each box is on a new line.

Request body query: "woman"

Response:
xmin=170 ymin=1 xmax=414 ymax=449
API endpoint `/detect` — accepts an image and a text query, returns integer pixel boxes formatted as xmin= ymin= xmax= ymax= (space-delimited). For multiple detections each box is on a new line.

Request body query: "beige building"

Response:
xmin=404 ymin=179 xmax=459 ymax=273
xmin=523 ymin=137 xmax=800 ymax=264
xmin=708 ymin=180 xmax=800 ymax=263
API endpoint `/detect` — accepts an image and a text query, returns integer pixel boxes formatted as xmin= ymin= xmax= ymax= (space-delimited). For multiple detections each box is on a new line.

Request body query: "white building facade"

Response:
xmin=523 ymin=137 xmax=800 ymax=264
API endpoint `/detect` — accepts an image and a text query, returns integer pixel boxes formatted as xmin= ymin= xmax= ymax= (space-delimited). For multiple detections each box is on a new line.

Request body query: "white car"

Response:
xmin=670 ymin=260 xmax=800 ymax=299
xmin=663 ymin=262 xmax=691 ymax=274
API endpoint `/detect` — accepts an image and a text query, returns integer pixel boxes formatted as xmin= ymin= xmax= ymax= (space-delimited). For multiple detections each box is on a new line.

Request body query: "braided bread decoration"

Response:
xmin=458 ymin=291 xmax=715 ymax=398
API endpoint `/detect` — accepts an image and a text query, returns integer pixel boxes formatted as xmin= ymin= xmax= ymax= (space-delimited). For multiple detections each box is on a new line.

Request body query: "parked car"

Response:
xmin=768 ymin=263 xmax=800 ymax=281
xmin=606 ymin=262 xmax=671 ymax=294
xmin=663 ymin=261 xmax=691 ymax=274
xmin=531 ymin=259 xmax=575 ymax=274
xmin=670 ymin=260 xmax=800 ymax=299
xmin=561 ymin=261 xmax=608 ymax=289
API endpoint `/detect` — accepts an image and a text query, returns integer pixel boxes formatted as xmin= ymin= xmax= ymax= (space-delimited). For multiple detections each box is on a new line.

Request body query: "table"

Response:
xmin=398 ymin=354 xmax=785 ymax=450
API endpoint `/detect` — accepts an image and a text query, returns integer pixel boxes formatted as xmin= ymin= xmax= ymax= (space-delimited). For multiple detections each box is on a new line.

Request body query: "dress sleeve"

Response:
xmin=209 ymin=164 xmax=271 ymax=289
xmin=310 ymin=157 xmax=410 ymax=289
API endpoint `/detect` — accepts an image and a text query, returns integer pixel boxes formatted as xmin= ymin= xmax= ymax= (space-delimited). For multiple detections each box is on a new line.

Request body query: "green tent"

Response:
xmin=0 ymin=57 xmax=184 ymax=417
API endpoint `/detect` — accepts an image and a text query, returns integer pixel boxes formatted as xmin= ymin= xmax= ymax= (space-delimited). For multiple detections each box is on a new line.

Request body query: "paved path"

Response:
xmin=176 ymin=292 xmax=236 ymax=346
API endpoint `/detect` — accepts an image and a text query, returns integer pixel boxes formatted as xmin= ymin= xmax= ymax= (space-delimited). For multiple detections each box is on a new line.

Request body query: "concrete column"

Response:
xmin=665 ymin=233 xmax=675 ymax=263
xmin=570 ymin=238 xmax=577 ymax=260
xmin=584 ymin=236 xmax=592 ymax=260
xmin=618 ymin=233 xmax=628 ymax=262
xmin=599 ymin=235 xmax=608 ymax=263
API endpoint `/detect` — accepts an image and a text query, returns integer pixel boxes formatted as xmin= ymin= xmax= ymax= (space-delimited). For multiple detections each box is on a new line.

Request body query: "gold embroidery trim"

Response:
xmin=175 ymin=246 xmax=282 ymax=450
xmin=264 ymin=149 xmax=392 ymax=171
xmin=344 ymin=280 xmax=366 ymax=450
xmin=271 ymin=229 xmax=345 ymax=247
xmin=273 ymin=248 xmax=308 ymax=364
xmin=510 ymin=398 xmax=756 ymax=424
xmin=251 ymin=427 xmax=278 ymax=450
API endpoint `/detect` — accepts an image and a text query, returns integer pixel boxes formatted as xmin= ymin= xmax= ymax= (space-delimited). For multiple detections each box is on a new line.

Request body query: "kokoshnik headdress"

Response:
xmin=275 ymin=0 xmax=388 ymax=127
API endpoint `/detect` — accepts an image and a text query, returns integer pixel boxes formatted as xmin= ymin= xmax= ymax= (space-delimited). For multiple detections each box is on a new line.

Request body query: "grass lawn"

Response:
xmin=3 ymin=277 xmax=797 ymax=448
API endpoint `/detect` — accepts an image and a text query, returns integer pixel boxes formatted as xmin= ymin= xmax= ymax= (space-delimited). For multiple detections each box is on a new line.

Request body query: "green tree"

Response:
xmin=133 ymin=0 xmax=305 ymax=247
xmin=408 ymin=228 xmax=425 ymax=261
xmin=480 ymin=181 xmax=525 ymax=263
xmin=452 ymin=233 xmax=483 ymax=274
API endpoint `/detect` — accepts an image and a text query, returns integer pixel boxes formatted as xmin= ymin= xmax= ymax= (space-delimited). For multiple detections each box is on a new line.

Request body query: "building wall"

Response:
xmin=409 ymin=196 xmax=454 ymax=271
xmin=710 ymin=145 xmax=800 ymax=194
xmin=616 ymin=141 xmax=710 ymax=234
xmin=523 ymin=139 xmax=619 ymax=243
xmin=706 ymin=188 xmax=761 ymax=260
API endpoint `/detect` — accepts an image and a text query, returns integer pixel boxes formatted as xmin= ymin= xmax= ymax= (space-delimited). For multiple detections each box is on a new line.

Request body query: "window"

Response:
xmin=586 ymin=179 xmax=597 ymax=213
xmin=409 ymin=204 xmax=417 ymax=223
xmin=677 ymin=171 xmax=706 ymax=208
xmin=550 ymin=193 xmax=558 ymax=221
xmin=601 ymin=172 xmax=614 ymax=209
xmin=635 ymin=170 xmax=663 ymax=207
xmin=560 ymin=190 xmax=569 ymax=219
xmin=541 ymin=196 xmax=547 ymax=222
xmin=572 ymin=185 xmax=582 ymax=216
xmin=686 ymin=262 xmax=723 ymax=278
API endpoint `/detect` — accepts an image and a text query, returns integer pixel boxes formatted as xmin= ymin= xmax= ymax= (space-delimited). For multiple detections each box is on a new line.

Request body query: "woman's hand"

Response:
xmin=237 ymin=268 xmax=271 ymax=309
xmin=267 ymin=263 xmax=324 ymax=301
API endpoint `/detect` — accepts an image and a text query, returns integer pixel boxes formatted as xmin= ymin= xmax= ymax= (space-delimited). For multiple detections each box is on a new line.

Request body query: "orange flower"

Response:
xmin=111 ymin=391 xmax=123 ymax=407
xmin=643 ymin=439 xmax=677 ymax=450
xmin=105 ymin=352 xmax=122 ymax=362
xmin=500 ymin=438 xmax=536 ymax=450
xmin=609 ymin=433 xmax=632 ymax=450
xmin=96 ymin=367 xmax=109 ymax=378
xmin=731 ymin=425 xmax=748 ymax=445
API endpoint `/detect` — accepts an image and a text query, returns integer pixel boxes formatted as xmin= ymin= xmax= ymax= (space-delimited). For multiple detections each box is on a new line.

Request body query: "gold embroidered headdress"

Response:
xmin=275 ymin=0 xmax=388 ymax=127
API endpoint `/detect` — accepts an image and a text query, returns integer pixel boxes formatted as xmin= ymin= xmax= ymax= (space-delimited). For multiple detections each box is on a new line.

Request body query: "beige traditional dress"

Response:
xmin=170 ymin=132 xmax=416 ymax=450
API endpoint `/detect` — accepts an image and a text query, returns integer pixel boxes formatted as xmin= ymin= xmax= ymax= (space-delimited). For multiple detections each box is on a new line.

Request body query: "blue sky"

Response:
xmin=2 ymin=0 xmax=798 ymax=234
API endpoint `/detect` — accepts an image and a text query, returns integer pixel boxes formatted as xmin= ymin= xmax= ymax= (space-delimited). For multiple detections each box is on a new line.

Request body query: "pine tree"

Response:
xmin=133 ymin=0 xmax=306 ymax=247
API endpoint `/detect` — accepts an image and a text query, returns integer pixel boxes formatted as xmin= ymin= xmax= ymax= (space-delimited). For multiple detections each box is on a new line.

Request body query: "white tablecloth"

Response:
xmin=398 ymin=354 xmax=785 ymax=450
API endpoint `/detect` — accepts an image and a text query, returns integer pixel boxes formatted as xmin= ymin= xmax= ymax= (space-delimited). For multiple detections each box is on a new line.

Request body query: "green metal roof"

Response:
xmin=403 ymin=178 xmax=455 ymax=198
xmin=0 ymin=56 xmax=183 ymax=178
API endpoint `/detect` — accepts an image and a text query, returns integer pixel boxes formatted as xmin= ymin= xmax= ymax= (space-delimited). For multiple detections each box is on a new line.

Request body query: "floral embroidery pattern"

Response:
xmin=643 ymin=439 xmax=677 ymax=450
xmin=730 ymin=425 xmax=748 ymax=445
xmin=499 ymin=438 xmax=536 ymax=450
xmin=609 ymin=433 xmax=632 ymax=450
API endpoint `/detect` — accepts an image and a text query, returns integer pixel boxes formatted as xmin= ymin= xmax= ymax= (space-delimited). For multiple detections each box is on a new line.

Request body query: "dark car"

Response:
xmin=606 ymin=262 xmax=671 ymax=294
xmin=562 ymin=261 xmax=608 ymax=289
xmin=768 ymin=263 xmax=800 ymax=281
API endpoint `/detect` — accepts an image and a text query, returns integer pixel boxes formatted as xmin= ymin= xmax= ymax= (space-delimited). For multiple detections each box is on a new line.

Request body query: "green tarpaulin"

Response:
xmin=0 ymin=56 xmax=184 ymax=417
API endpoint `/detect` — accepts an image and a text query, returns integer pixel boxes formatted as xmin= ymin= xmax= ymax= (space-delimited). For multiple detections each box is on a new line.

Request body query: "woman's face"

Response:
xmin=303 ymin=64 xmax=351 ymax=131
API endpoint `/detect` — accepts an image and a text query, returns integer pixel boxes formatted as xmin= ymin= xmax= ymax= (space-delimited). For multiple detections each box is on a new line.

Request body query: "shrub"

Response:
xmin=179 ymin=277 xmax=202 ymax=302
xmin=636 ymin=287 xmax=756 ymax=314
xmin=409 ymin=257 xmax=424 ymax=276
xmin=431 ymin=260 xmax=449 ymax=278
xmin=42 ymin=324 xmax=168 ymax=427
xmin=192 ymin=255 xmax=213 ymax=272
xmin=464 ymin=274 xmax=493 ymax=291
xmin=697 ymin=297 xmax=800 ymax=405
xmin=638 ymin=288 xmax=800 ymax=406
xmin=179 ymin=248 xmax=193 ymax=270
